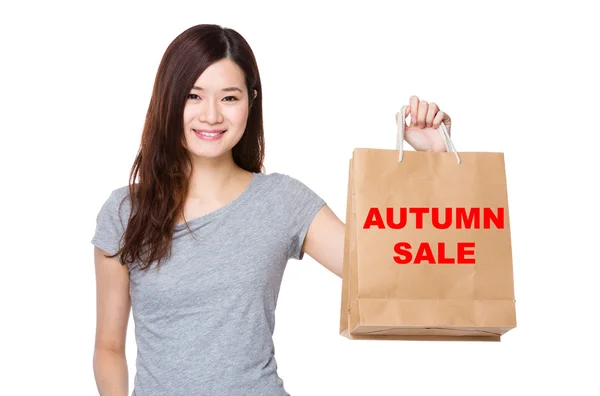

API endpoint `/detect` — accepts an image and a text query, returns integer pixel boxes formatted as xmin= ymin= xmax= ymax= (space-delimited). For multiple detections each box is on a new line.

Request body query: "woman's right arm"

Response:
xmin=93 ymin=247 xmax=131 ymax=396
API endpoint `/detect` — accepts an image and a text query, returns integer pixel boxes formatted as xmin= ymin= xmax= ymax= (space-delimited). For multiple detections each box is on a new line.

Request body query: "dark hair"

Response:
xmin=106 ymin=24 xmax=264 ymax=270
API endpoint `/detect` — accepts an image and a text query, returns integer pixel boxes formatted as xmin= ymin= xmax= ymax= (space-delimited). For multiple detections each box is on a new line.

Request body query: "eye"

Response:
xmin=187 ymin=94 xmax=238 ymax=101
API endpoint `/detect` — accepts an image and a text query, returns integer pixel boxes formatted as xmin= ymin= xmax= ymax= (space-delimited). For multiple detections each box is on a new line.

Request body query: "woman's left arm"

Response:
xmin=303 ymin=204 xmax=346 ymax=278
xmin=303 ymin=96 xmax=451 ymax=279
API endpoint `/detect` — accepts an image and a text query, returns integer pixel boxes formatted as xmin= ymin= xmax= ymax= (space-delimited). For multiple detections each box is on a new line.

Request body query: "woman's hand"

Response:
xmin=395 ymin=95 xmax=452 ymax=152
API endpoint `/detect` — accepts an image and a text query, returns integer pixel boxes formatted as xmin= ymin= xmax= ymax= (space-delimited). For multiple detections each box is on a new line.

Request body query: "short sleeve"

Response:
xmin=281 ymin=175 xmax=326 ymax=260
xmin=91 ymin=188 xmax=128 ymax=263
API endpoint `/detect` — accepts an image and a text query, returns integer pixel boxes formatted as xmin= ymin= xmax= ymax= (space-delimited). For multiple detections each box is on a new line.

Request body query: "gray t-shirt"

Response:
xmin=91 ymin=172 xmax=326 ymax=396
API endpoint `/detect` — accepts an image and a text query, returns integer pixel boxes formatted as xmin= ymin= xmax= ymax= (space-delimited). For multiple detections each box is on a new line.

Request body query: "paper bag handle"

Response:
xmin=396 ymin=105 xmax=461 ymax=164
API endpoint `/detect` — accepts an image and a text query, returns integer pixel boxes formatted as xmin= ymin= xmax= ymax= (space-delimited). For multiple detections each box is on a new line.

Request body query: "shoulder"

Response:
xmin=259 ymin=171 xmax=289 ymax=184
xmin=259 ymin=171 xmax=325 ymax=208
xmin=259 ymin=171 xmax=313 ymax=192
xmin=110 ymin=184 xmax=131 ymax=201
xmin=95 ymin=184 xmax=134 ymax=229
xmin=105 ymin=185 xmax=132 ymax=211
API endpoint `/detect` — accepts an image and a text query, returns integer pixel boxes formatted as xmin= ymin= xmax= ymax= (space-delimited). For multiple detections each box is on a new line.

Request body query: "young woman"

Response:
xmin=91 ymin=23 xmax=452 ymax=396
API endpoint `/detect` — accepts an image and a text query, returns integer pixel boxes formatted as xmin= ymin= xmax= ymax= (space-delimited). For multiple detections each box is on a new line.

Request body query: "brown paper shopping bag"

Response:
xmin=340 ymin=106 xmax=516 ymax=341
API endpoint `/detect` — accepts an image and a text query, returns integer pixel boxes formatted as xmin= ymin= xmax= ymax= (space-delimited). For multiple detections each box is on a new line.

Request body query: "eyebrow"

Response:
xmin=191 ymin=86 xmax=243 ymax=93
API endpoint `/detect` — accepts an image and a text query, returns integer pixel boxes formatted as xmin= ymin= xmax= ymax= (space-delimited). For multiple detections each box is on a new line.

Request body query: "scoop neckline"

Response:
xmin=173 ymin=172 xmax=260 ymax=231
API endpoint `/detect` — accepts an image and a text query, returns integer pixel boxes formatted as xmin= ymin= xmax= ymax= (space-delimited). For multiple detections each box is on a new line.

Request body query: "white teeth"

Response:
xmin=195 ymin=130 xmax=222 ymax=137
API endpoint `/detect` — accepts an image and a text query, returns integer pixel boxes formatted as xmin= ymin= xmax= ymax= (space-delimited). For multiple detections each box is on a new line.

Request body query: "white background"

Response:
xmin=2 ymin=1 xmax=599 ymax=395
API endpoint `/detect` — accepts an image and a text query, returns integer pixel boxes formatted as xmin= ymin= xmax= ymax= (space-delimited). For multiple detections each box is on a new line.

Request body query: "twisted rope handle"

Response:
xmin=396 ymin=105 xmax=461 ymax=164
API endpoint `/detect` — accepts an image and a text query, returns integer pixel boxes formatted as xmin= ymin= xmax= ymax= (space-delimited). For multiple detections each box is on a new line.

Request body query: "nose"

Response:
xmin=198 ymin=97 xmax=223 ymax=124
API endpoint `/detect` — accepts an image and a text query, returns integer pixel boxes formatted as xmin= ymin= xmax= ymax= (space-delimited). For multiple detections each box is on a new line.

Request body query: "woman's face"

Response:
xmin=182 ymin=58 xmax=255 ymax=160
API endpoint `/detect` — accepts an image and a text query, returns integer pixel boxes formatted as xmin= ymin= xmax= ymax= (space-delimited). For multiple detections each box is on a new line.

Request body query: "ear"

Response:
xmin=253 ymin=89 xmax=257 ymax=99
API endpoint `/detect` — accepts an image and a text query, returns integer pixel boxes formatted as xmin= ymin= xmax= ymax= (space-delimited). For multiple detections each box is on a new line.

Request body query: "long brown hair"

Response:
xmin=107 ymin=24 xmax=264 ymax=270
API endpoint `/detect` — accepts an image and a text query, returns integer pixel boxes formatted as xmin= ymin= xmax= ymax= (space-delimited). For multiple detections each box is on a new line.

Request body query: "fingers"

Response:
xmin=410 ymin=95 xmax=432 ymax=128
xmin=409 ymin=96 xmax=419 ymax=126
xmin=432 ymin=110 xmax=445 ymax=128
xmin=426 ymin=103 xmax=438 ymax=127
xmin=433 ymin=110 xmax=451 ymax=135
xmin=396 ymin=105 xmax=412 ymax=126
xmin=409 ymin=96 xmax=448 ymax=131
xmin=417 ymin=100 xmax=428 ymax=128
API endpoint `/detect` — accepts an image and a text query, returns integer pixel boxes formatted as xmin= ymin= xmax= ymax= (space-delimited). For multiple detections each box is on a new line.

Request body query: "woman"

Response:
xmin=91 ymin=23 xmax=452 ymax=396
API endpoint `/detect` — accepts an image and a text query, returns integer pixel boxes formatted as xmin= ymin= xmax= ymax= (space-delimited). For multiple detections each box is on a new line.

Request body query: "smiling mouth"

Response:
xmin=193 ymin=129 xmax=226 ymax=137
